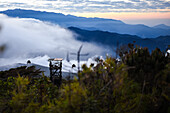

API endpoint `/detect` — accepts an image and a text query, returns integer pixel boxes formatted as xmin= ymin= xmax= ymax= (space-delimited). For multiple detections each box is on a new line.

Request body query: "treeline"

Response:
xmin=0 ymin=45 xmax=169 ymax=113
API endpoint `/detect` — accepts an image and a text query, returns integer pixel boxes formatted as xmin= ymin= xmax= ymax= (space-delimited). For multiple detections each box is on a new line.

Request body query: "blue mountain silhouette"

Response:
xmin=1 ymin=9 xmax=170 ymax=38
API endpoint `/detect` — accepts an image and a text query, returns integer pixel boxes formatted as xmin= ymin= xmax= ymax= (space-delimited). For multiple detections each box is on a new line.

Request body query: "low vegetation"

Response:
xmin=0 ymin=45 xmax=169 ymax=113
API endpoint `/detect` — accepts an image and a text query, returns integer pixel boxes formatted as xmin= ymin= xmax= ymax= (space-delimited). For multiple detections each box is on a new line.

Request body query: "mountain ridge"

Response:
xmin=0 ymin=63 xmax=72 ymax=78
xmin=1 ymin=9 xmax=170 ymax=38
xmin=0 ymin=9 xmax=123 ymax=23
xmin=68 ymin=27 xmax=169 ymax=51
xmin=153 ymin=24 xmax=170 ymax=30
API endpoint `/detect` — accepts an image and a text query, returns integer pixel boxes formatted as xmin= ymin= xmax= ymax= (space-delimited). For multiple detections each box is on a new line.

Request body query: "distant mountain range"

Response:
xmin=153 ymin=24 xmax=170 ymax=30
xmin=1 ymin=9 xmax=170 ymax=38
xmin=68 ymin=27 xmax=169 ymax=51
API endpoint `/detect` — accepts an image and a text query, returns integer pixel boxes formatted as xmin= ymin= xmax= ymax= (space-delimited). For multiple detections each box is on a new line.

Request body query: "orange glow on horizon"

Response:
xmin=70 ymin=12 xmax=170 ymax=20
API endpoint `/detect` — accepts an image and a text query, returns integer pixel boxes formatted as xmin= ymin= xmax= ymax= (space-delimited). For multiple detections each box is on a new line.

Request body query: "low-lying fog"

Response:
xmin=0 ymin=14 xmax=106 ymax=71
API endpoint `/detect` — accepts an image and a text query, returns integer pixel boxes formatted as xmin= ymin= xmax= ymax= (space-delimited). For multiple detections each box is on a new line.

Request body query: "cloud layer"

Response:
xmin=0 ymin=0 xmax=170 ymax=13
xmin=0 ymin=14 xmax=104 ymax=66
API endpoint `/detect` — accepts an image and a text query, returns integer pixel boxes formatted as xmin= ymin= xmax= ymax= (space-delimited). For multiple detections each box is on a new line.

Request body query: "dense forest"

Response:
xmin=0 ymin=44 xmax=169 ymax=113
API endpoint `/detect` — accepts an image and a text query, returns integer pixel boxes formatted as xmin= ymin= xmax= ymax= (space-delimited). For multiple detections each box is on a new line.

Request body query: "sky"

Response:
xmin=0 ymin=0 xmax=170 ymax=26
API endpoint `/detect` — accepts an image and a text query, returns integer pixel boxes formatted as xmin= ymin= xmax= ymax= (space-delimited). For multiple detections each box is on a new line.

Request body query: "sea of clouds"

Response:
xmin=0 ymin=14 xmax=105 ymax=71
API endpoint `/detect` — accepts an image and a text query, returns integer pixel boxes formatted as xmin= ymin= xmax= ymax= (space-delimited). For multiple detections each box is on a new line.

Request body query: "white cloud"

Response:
xmin=0 ymin=14 xmax=104 ymax=66
xmin=0 ymin=0 xmax=169 ymax=13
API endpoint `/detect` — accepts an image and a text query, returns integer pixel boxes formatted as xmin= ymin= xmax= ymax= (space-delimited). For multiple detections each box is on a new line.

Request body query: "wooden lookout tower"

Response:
xmin=48 ymin=58 xmax=63 ymax=86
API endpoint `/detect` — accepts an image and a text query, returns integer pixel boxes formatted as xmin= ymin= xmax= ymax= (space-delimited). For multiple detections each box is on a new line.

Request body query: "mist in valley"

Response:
xmin=0 ymin=14 xmax=108 ymax=69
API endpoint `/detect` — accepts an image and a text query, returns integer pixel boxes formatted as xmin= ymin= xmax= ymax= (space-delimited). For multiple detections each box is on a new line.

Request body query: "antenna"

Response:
xmin=116 ymin=41 xmax=119 ymax=59
xmin=66 ymin=51 xmax=70 ymax=62
xmin=70 ymin=44 xmax=89 ymax=73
